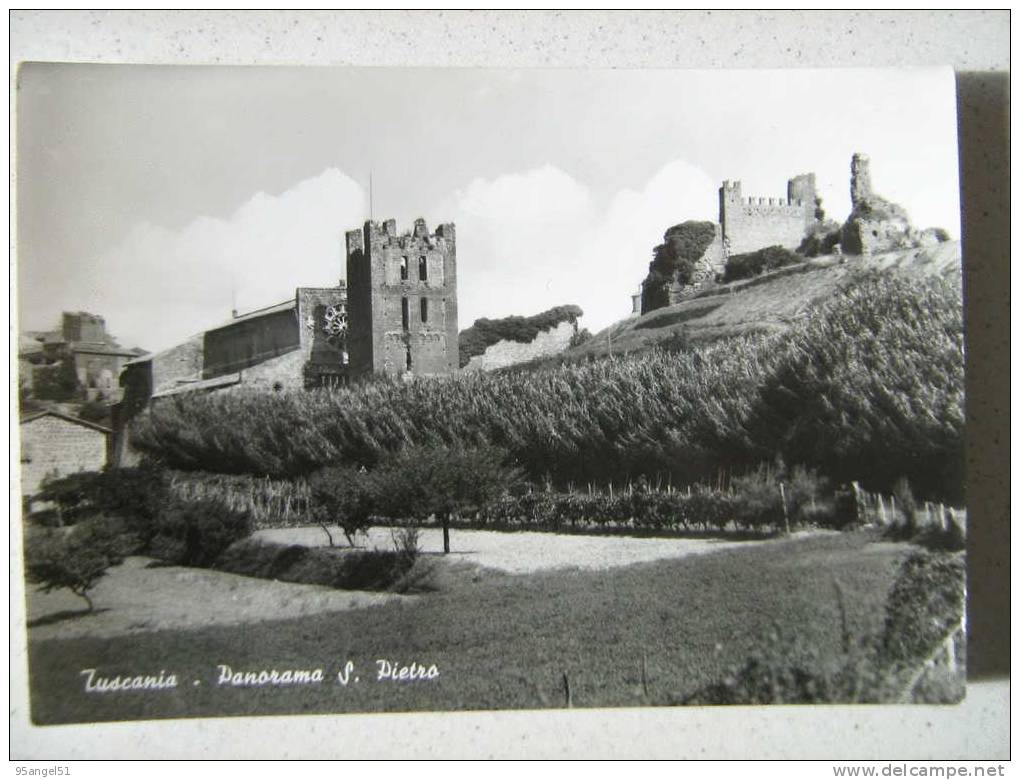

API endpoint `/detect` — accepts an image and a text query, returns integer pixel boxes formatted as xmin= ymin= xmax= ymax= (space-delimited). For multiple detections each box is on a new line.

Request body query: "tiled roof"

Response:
xmin=151 ymin=372 xmax=242 ymax=398
xmin=206 ymin=300 xmax=296 ymax=331
xmin=19 ymin=409 xmax=113 ymax=434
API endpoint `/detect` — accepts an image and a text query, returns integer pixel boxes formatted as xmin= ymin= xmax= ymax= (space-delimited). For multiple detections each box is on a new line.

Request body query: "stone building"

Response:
xmin=114 ymin=285 xmax=348 ymax=464
xmin=20 ymin=312 xmax=142 ymax=401
xmin=718 ymin=173 xmax=819 ymax=257
xmin=345 ymin=218 xmax=459 ymax=380
xmin=19 ymin=410 xmax=112 ymax=496
xmin=119 ymin=285 xmax=349 ymax=406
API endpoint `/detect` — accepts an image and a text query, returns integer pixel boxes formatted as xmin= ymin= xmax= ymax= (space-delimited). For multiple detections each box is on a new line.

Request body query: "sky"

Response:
xmin=16 ymin=65 xmax=961 ymax=353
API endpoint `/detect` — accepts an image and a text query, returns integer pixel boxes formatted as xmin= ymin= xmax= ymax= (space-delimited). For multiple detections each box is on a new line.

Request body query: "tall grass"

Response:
xmin=167 ymin=472 xmax=311 ymax=529
xmin=133 ymin=272 xmax=964 ymax=502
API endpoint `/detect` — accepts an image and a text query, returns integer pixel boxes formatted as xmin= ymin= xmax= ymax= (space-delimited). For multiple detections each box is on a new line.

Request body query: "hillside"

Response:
xmin=559 ymin=242 xmax=962 ymax=363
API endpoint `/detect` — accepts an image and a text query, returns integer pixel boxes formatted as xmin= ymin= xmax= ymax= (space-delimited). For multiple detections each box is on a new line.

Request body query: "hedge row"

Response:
xmin=455 ymin=479 xmax=834 ymax=536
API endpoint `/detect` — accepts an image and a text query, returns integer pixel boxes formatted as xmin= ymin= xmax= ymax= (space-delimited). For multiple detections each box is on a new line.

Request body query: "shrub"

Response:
xmin=641 ymin=221 xmax=717 ymax=312
xmin=568 ymin=328 xmax=593 ymax=349
xmin=147 ymin=496 xmax=252 ymax=567
xmin=307 ymin=465 xmax=376 ymax=546
xmin=216 ymin=539 xmax=422 ymax=592
xmin=729 ymin=464 xmax=786 ymax=531
xmin=722 ymin=245 xmax=801 ymax=283
xmin=32 ymin=357 xmax=84 ymax=402
xmin=24 ymin=516 xmax=133 ymax=611
xmin=33 ymin=465 xmax=168 ymax=545
xmin=886 ymin=477 xmax=920 ymax=540
xmin=483 ymin=479 xmax=799 ymax=536
xmin=32 ymin=470 xmax=102 ymax=524
xmin=880 ymin=551 xmax=965 ymax=667
xmin=798 ymin=220 xmax=843 ymax=257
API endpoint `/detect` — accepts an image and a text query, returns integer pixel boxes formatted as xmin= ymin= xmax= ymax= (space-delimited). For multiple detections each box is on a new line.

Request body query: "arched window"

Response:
xmin=405 ymin=345 xmax=413 ymax=372
xmin=418 ymin=255 xmax=428 ymax=281
xmin=420 ymin=298 xmax=428 ymax=323
xmin=401 ymin=297 xmax=409 ymax=331
xmin=399 ymin=256 xmax=408 ymax=281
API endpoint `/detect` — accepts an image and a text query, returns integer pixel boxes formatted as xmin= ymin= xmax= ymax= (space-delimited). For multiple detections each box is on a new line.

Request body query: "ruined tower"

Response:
xmin=850 ymin=153 xmax=873 ymax=206
xmin=345 ymin=218 xmax=459 ymax=380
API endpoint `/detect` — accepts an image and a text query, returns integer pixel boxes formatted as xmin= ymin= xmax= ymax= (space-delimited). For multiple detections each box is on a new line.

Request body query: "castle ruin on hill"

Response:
xmin=639 ymin=153 xmax=944 ymax=314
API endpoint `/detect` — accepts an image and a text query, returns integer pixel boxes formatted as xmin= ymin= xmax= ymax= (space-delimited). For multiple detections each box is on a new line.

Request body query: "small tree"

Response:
xmin=33 ymin=356 xmax=84 ymax=402
xmin=374 ymin=444 xmax=519 ymax=553
xmin=24 ymin=516 xmax=131 ymax=612
xmin=307 ymin=465 xmax=376 ymax=547
xmin=33 ymin=465 xmax=167 ymax=547
xmin=569 ymin=328 xmax=593 ymax=349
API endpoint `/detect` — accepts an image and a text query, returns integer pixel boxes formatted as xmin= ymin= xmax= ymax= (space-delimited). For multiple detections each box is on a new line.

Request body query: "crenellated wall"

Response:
xmin=719 ymin=178 xmax=817 ymax=256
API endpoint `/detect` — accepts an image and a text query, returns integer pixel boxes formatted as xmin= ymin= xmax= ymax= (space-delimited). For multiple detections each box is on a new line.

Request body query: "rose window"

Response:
xmin=323 ymin=304 xmax=348 ymax=347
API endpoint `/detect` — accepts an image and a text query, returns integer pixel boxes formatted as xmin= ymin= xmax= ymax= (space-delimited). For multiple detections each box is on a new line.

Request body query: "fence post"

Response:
xmin=851 ymin=481 xmax=862 ymax=524
xmin=878 ymin=494 xmax=887 ymax=525
xmin=779 ymin=482 xmax=791 ymax=535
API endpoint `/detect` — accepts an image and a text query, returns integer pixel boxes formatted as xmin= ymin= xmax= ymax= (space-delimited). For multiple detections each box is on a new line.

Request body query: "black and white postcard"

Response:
xmin=14 ymin=62 xmax=969 ymax=733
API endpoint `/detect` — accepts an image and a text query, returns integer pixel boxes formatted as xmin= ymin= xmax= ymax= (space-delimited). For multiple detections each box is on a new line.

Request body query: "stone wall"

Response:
xmin=719 ymin=179 xmax=816 ymax=256
xmin=72 ymin=349 xmax=129 ymax=399
xmin=203 ymin=307 xmax=300 ymax=380
xmin=463 ymin=320 xmax=576 ymax=372
xmin=296 ymin=286 xmax=349 ymax=388
xmin=234 ymin=348 xmax=307 ymax=392
xmin=19 ymin=414 xmax=109 ymax=496
xmin=151 ymin=335 xmax=204 ymax=395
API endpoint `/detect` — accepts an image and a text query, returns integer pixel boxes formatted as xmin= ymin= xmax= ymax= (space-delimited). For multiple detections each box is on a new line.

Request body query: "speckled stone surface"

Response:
xmin=9 ymin=10 xmax=1009 ymax=761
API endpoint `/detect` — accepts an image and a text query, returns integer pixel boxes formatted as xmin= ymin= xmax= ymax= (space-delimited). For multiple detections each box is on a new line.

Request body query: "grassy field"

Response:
xmin=27 ymin=530 xmax=914 ymax=724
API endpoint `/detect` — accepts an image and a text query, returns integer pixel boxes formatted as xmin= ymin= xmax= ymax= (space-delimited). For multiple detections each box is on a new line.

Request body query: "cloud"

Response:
xmin=92 ymin=160 xmax=718 ymax=354
xmin=447 ymin=160 xmax=717 ymax=333
xmin=93 ymin=169 xmax=365 ymax=352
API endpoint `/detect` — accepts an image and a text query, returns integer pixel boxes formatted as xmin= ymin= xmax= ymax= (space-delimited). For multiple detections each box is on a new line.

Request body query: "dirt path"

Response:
xmin=254 ymin=525 xmax=766 ymax=574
